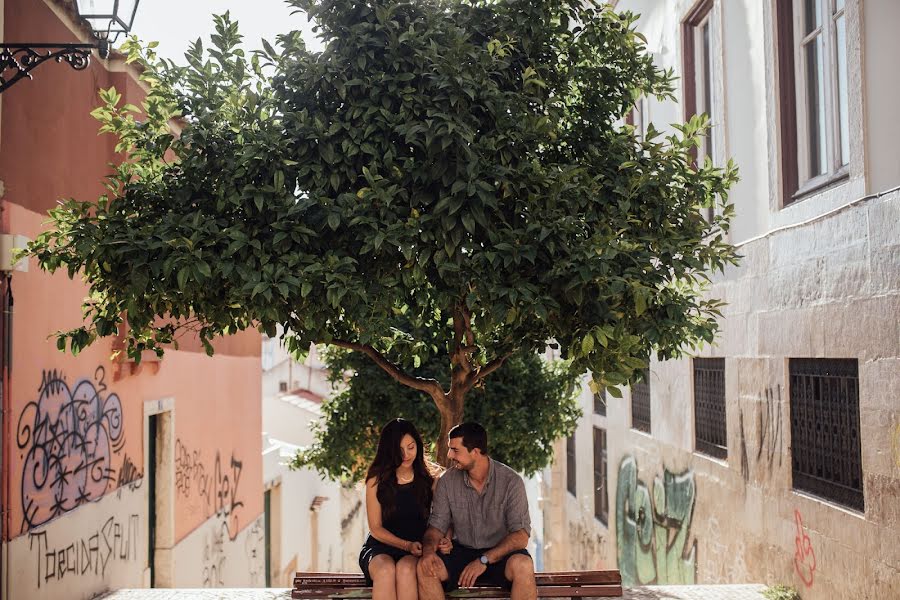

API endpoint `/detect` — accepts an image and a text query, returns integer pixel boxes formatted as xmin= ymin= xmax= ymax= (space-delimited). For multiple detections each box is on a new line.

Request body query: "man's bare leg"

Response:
xmin=416 ymin=556 xmax=449 ymax=600
xmin=504 ymin=554 xmax=537 ymax=600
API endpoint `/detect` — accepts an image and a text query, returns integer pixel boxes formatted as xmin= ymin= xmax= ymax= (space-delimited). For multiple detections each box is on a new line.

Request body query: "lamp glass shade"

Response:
xmin=75 ymin=0 xmax=140 ymax=42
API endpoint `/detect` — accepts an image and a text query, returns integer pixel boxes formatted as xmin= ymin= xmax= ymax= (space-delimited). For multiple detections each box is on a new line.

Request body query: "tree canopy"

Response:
xmin=26 ymin=0 xmax=737 ymax=452
xmin=295 ymin=343 xmax=581 ymax=481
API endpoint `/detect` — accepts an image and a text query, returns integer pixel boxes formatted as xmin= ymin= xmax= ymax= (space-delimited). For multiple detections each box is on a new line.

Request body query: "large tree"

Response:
xmin=295 ymin=343 xmax=581 ymax=481
xmin=26 ymin=0 xmax=737 ymax=459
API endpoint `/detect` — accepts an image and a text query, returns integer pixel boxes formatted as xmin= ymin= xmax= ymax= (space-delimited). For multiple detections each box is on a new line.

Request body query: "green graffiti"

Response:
xmin=615 ymin=455 xmax=696 ymax=586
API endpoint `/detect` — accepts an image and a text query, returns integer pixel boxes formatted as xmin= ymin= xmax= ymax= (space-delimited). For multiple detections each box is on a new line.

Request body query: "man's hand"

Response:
xmin=458 ymin=560 xmax=487 ymax=588
xmin=419 ymin=551 xmax=443 ymax=577
xmin=437 ymin=537 xmax=453 ymax=555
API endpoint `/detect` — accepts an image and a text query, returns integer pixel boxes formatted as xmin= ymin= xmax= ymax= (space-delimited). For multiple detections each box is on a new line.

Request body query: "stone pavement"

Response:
xmin=98 ymin=585 xmax=769 ymax=600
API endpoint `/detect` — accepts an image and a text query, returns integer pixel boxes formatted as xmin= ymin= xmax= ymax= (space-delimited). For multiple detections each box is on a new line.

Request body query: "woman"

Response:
xmin=360 ymin=419 xmax=441 ymax=600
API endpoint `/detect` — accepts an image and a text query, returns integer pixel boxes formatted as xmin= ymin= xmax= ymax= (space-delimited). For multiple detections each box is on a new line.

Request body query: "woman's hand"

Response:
xmin=437 ymin=537 xmax=453 ymax=555
xmin=409 ymin=541 xmax=423 ymax=556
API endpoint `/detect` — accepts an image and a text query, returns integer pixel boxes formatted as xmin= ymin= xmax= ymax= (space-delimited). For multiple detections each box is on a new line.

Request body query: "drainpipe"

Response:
xmin=0 ymin=273 xmax=11 ymax=600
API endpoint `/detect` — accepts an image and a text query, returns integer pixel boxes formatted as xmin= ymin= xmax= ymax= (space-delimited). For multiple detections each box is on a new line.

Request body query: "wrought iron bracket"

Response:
xmin=0 ymin=43 xmax=100 ymax=93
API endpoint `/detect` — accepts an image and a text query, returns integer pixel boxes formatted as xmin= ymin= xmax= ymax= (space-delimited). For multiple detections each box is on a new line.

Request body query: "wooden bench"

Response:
xmin=292 ymin=570 xmax=623 ymax=599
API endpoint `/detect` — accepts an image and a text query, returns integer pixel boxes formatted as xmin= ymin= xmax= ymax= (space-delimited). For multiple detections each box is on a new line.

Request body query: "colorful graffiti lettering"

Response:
xmin=615 ymin=455 xmax=696 ymax=586
xmin=28 ymin=514 xmax=140 ymax=588
xmin=175 ymin=439 xmax=245 ymax=540
xmin=17 ymin=368 xmax=125 ymax=532
xmin=793 ymin=510 xmax=816 ymax=588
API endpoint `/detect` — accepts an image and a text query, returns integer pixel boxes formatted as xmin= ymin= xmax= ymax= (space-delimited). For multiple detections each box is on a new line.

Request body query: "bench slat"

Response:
xmin=291 ymin=585 xmax=622 ymax=600
xmin=294 ymin=571 xmax=621 ymax=587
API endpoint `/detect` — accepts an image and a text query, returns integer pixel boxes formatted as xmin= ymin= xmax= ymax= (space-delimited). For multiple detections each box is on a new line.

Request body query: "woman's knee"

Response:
xmin=369 ymin=555 xmax=397 ymax=581
xmin=396 ymin=556 xmax=418 ymax=581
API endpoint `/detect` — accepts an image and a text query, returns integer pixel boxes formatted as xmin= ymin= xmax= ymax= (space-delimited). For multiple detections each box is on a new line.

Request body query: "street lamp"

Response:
xmin=0 ymin=0 xmax=142 ymax=93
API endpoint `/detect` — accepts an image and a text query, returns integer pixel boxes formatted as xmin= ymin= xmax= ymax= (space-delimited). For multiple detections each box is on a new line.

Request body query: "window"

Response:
xmin=682 ymin=0 xmax=719 ymax=220
xmin=693 ymin=358 xmax=727 ymax=459
xmin=594 ymin=387 xmax=606 ymax=416
xmin=278 ymin=381 xmax=288 ymax=393
xmin=593 ymin=428 xmax=608 ymax=525
xmin=631 ymin=370 xmax=651 ymax=433
xmin=625 ymin=96 xmax=650 ymax=141
xmin=776 ymin=0 xmax=849 ymax=204
xmin=566 ymin=433 xmax=577 ymax=495
xmin=789 ymin=358 xmax=863 ymax=511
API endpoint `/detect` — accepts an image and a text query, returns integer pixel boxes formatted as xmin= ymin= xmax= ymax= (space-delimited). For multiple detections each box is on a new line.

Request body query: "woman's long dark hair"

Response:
xmin=366 ymin=418 xmax=434 ymax=520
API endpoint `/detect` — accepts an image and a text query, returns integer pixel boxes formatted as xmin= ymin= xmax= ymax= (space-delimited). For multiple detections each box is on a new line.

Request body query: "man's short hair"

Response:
xmin=448 ymin=422 xmax=488 ymax=455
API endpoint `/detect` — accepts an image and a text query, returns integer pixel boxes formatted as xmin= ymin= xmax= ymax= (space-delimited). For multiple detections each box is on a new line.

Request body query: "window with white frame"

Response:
xmin=682 ymin=0 xmax=720 ymax=221
xmin=777 ymin=0 xmax=850 ymax=203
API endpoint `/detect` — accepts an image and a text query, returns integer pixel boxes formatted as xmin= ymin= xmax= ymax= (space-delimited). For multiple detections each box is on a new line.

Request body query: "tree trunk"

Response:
xmin=434 ymin=391 xmax=464 ymax=467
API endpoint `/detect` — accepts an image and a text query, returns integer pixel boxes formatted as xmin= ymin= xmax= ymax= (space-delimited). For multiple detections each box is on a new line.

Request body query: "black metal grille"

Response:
xmin=789 ymin=358 xmax=864 ymax=511
xmin=566 ymin=433 xmax=577 ymax=495
xmin=593 ymin=427 xmax=608 ymax=525
xmin=594 ymin=387 xmax=607 ymax=416
xmin=631 ymin=371 xmax=651 ymax=433
xmin=694 ymin=358 xmax=727 ymax=459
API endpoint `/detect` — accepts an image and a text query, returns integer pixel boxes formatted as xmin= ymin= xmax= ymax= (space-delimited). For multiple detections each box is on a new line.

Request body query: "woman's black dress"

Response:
xmin=358 ymin=482 xmax=427 ymax=584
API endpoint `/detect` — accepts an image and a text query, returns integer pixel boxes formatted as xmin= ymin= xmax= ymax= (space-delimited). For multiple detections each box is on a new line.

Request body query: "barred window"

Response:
xmin=631 ymin=371 xmax=651 ymax=433
xmin=593 ymin=427 xmax=608 ymax=525
xmin=789 ymin=358 xmax=863 ymax=511
xmin=566 ymin=433 xmax=577 ymax=496
xmin=594 ymin=387 xmax=606 ymax=416
xmin=694 ymin=358 xmax=727 ymax=459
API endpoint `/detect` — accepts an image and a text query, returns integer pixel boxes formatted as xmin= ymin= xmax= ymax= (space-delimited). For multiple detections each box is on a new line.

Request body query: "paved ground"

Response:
xmin=98 ymin=585 xmax=769 ymax=600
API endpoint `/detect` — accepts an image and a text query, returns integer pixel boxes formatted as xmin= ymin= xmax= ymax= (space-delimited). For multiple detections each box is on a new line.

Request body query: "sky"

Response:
xmin=130 ymin=0 xmax=323 ymax=62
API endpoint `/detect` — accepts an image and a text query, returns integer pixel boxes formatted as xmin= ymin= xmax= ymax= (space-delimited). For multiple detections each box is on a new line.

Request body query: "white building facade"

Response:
xmin=261 ymin=339 xmax=367 ymax=584
xmin=543 ymin=1 xmax=900 ymax=599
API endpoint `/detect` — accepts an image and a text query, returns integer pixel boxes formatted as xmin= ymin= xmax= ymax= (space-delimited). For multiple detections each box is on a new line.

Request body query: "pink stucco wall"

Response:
xmin=1 ymin=0 xmax=262 ymax=554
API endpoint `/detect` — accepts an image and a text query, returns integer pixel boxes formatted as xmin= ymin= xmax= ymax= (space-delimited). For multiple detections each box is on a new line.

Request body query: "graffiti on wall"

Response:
xmin=737 ymin=385 xmax=785 ymax=483
xmin=245 ymin=517 xmax=265 ymax=586
xmin=17 ymin=368 xmax=127 ymax=532
xmin=756 ymin=386 xmax=784 ymax=468
xmin=28 ymin=514 xmax=140 ymax=589
xmin=891 ymin=422 xmax=900 ymax=469
xmin=567 ymin=516 xmax=607 ymax=570
xmin=615 ymin=455 xmax=696 ymax=586
xmin=793 ymin=510 xmax=816 ymax=588
xmin=703 ymin=516 xmax=749 ymax=584
xmin=201 ymin=515 xmax=265 ymax=588
xmin=175 ymin=439 xmax=245 ymax=540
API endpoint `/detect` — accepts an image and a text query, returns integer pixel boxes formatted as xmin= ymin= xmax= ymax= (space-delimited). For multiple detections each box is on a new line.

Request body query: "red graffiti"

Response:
xmin=793 ymin=510 xmax=816 ymax=587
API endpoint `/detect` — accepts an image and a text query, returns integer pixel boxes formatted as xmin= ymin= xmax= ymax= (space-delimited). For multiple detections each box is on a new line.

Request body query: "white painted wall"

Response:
xmin=549 ymin=2 xmax=900 ymax=598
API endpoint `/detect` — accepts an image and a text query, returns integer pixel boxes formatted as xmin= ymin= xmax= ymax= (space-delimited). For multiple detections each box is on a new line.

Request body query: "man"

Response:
xmin=417 ymin=422 xmax=537 ymax=600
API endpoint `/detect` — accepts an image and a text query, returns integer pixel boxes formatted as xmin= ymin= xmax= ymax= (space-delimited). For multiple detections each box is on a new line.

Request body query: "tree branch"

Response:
xmin=331 ymin=339 xmax=446 ymax=402
xmin=464 ymin=352 xmax=513 ymax=392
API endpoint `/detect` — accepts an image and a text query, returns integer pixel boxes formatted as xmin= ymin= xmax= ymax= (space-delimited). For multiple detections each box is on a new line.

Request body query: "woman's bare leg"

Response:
xmin=369 ymin=555 xmax=398 ymax=600
xmin=395 ymin=555 xmax=419 ymax=600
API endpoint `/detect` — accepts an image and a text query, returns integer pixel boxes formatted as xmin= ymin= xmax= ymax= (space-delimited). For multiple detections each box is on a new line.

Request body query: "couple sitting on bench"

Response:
xmin=360 ymin=419 xmax=536 ymax=600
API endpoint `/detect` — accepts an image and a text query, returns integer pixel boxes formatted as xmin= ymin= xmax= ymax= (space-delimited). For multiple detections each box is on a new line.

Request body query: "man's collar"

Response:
xmin=463 ymin=457 xmax=494 ymax=488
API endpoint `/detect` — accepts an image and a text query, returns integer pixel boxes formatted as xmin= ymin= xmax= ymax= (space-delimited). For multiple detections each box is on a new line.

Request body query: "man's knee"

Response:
xmin=505 ymin=554 xmax=535 ymax=581
xmin=417 ymin=558 xmax=447 ymax=582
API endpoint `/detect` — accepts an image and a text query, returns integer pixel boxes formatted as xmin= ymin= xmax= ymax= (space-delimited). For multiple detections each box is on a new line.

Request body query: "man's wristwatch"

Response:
xmin=479 ymin=554 xmax=490 ymax=565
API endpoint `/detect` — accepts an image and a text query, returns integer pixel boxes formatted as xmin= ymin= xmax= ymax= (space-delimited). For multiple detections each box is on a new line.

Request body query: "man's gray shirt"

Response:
xmin=428 ymin=458 xmax=531 ymax=549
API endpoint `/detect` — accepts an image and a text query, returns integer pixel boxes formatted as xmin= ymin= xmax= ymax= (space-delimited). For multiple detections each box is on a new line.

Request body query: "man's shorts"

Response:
xmin=438 ymin=542 xmax=531 ymax=591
